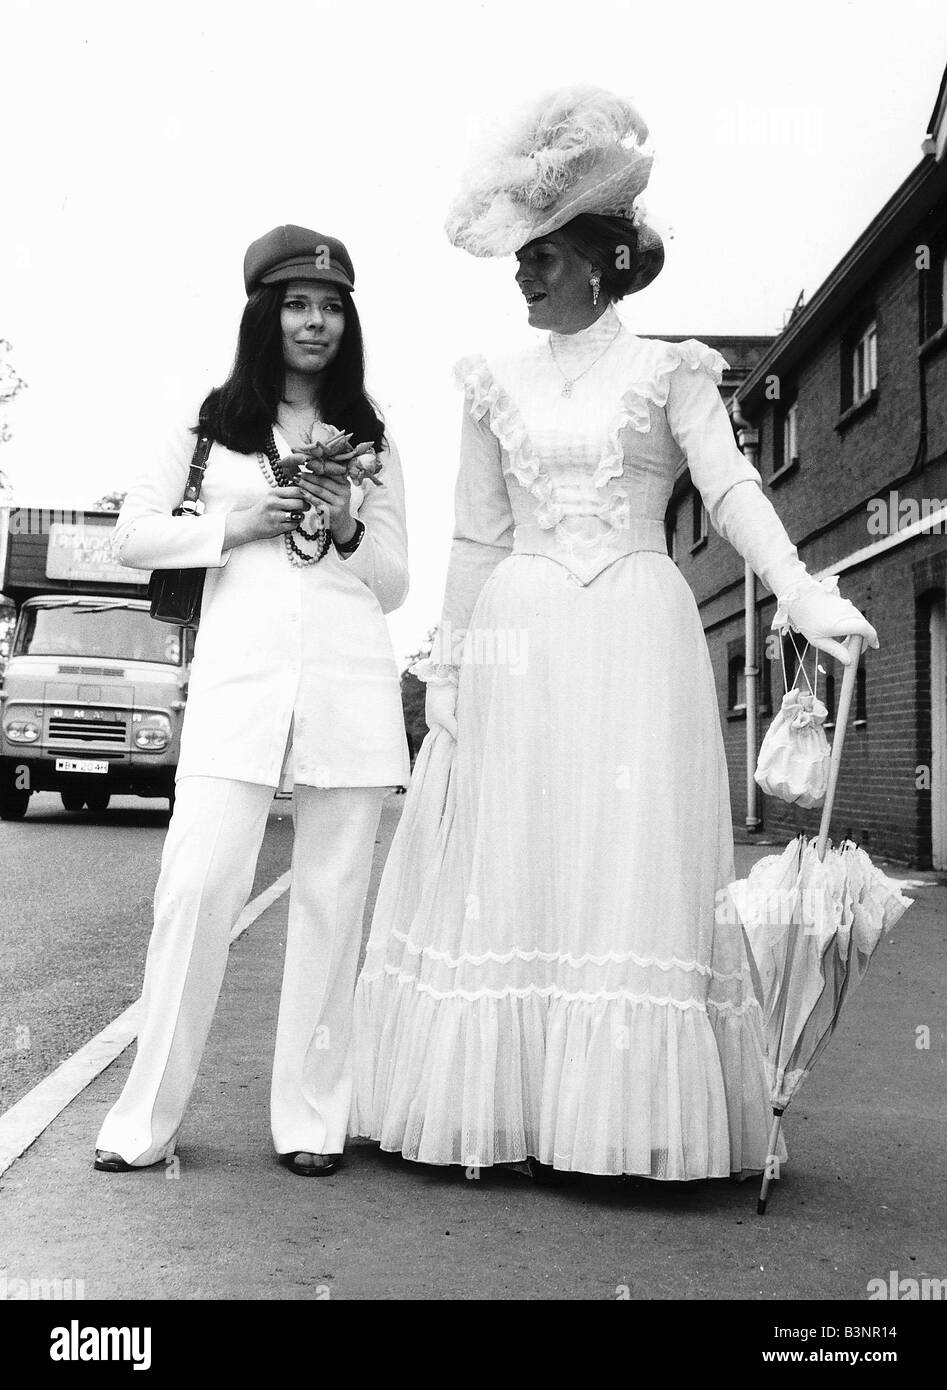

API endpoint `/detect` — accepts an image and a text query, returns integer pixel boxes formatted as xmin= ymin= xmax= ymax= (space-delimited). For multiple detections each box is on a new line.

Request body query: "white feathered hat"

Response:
xmin=446 ymin=85 xmax=664 ymax=293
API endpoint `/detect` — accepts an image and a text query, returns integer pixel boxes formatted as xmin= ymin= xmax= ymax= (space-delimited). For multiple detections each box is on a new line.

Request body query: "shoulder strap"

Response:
xmin=177 ymin=434 xmax=213 ymax=515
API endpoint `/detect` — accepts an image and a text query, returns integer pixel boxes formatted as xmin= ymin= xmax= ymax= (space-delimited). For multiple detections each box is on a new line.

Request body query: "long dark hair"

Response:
xmin=196 ymin=283 xmax=386 ymax=453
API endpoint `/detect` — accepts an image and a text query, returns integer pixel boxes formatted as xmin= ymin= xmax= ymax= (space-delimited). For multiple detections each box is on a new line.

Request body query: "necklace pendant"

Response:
xmin=561 ymin=381 xmax=573 ymax=398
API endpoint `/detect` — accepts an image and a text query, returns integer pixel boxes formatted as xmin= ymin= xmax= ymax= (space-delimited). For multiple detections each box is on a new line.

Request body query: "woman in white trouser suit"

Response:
xmin=95 ymin=225 xmax=410 ymax=1176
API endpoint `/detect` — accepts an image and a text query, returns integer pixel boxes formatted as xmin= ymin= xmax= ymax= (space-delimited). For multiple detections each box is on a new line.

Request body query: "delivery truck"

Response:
xmin=0 ymin=506 xmax=193 ymax=820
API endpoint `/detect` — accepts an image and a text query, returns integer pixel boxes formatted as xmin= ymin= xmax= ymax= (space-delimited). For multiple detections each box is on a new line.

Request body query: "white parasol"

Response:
xmin=725 ymin=635 xmax=915 ymax=1213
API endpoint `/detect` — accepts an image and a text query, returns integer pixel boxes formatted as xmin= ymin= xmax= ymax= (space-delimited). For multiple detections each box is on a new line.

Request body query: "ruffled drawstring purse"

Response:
xmin=754 ymin=578 xmax=836 ymax=808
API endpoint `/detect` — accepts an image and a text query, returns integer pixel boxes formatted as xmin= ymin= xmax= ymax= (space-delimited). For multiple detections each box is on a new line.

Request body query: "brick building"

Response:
xmin=667 ymin=65 xmax=947 ymax=867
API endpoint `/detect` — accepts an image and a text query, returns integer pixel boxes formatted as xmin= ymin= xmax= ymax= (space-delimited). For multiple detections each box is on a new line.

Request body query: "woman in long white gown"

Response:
xmin=350 ymin=87 xmax=878 ymax=1179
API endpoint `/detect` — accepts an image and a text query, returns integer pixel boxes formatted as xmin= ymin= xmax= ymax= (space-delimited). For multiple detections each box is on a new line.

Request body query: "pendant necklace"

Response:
xmin=548 ymin=323 xmax=623 ymax=397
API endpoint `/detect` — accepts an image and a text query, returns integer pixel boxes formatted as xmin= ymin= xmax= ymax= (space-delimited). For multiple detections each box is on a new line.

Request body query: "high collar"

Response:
xmin=547 ymin=301 xmax=623 ymax=372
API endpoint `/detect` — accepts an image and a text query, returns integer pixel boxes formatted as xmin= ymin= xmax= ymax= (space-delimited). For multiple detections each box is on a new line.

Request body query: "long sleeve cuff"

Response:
xmin=114 ymin=508 xmax=233 ymax=571
xmin=408 ymin=656 xmax=460 ymax=685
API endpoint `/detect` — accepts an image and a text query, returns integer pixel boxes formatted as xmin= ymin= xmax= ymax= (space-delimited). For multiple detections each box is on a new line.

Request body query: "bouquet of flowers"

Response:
xmin=296 ymin=423 xmax=385 ymax=487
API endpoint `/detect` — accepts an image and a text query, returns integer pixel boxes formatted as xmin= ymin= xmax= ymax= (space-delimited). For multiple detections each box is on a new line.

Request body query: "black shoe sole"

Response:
xmin=93 ymin=1152 xmax=136 ymax=1172
xmin=278 ymin=1152 xmax=343 ymax=1177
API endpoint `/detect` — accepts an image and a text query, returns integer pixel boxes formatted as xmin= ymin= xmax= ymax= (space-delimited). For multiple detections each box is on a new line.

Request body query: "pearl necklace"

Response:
xmin=257 ymin=428 xmax=330 ymax=566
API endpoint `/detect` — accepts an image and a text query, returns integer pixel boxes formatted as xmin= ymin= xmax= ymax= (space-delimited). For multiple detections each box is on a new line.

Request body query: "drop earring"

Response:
xmin=589 ymin=270 xmax=602 ymax=306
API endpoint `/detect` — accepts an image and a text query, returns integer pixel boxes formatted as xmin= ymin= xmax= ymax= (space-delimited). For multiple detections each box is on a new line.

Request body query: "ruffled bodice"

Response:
xmin=412 ymin=303 xmax=768 ymax=681
xmin=455 ymin=302 xmax=730 ymax=585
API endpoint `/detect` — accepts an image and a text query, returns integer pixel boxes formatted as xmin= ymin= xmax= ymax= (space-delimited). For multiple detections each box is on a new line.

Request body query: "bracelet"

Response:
xmin=334 ymin=518 xmax=365 ymax=556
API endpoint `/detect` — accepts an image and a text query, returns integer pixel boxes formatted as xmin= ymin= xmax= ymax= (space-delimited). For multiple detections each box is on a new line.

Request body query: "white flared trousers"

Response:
xmin=96 ymin=775 xmax=387 ymax=1166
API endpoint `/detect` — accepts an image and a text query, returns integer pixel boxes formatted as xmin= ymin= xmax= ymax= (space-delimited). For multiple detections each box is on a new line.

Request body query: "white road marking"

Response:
xmin=0 ymin=870 xmax=292 ymax=1178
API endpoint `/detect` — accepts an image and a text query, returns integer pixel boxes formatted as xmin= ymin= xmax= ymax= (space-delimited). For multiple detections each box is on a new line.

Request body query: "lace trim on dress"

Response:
xmin=408 ymin=656 xmax=460 ymax=685
xmin=367 ymin=964 xmax=761 ymax=1012
xmin=454 ymin=354 xmax=556 ymax=518
xmin=455 ymin=339 xmax=730 ymax=517
xmin=387 ymin=925 xmax=748 ymax=981
xmin=594 ymin=338 xmax=730 ymax=489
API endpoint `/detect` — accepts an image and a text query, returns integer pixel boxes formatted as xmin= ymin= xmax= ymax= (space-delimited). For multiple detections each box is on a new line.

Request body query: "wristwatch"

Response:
xmin=334 ymin=518 xmax=365 ymax=557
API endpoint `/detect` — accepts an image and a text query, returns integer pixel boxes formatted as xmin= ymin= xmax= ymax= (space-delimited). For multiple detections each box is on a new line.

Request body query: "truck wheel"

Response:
xmin=61 ymin=789 xmax=86 ymax=813
xmin=0 ymin=786 xmax=30 ymax=820
xmin=84 ymin=790 xmax=111 ymax=815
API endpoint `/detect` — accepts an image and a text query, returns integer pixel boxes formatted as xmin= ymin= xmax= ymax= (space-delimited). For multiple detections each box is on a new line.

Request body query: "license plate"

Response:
xmin=56 ymin=759 xmax=109 ymax=775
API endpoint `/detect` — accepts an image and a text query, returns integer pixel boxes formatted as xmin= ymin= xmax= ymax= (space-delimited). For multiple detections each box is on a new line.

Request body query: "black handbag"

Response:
xmin=147 ymin=434 xmax=213 ymax=629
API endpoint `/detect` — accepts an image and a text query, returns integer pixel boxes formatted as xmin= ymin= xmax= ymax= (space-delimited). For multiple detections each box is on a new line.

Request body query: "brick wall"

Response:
xmin=670 ymin=216 xmax=947 ymax=866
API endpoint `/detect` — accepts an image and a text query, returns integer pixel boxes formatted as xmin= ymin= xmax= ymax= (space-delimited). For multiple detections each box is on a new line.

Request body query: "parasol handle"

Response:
xmin=757 ymin=1109 xmax=784 ymax=1215
xmin=816 ymin=634 xmax=865 ymax=861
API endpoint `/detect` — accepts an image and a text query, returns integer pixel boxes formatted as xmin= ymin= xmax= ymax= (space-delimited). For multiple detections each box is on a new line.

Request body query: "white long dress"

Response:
xmin=351 ymin=303 xmax=781 ymax=1179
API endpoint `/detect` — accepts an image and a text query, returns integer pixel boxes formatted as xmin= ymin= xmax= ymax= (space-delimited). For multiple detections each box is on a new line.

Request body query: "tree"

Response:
xmin=93 ymin=490 xmax=127 ymax=511
xmin=0 ymin=339 xmax=26 ymax=499
xmin=401 ymin=627 xmax=436 ymax=758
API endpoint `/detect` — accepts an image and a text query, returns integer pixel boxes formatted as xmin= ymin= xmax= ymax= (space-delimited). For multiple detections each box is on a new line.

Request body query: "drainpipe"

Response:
xmin=734 ymin=421 xmax=762 ymax=833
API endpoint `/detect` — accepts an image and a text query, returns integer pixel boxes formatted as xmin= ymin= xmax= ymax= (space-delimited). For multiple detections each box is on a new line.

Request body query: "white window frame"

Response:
xmin=782 ymin=400 xmax=799 ymax=465
xmin=692 ymin=489 xmax=708 ymax=546
xmin=852 ymin=321 xmax=877 ymax=404
xmin=728 ymin=653 xmax=747 ymax=713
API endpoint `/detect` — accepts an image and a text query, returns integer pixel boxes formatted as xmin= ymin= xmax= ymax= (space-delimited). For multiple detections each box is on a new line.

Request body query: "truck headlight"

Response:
xmin=133 ymin=714 xmax=172 ymax=751
xmin=3 ymin=712 xmax=40 ymax=743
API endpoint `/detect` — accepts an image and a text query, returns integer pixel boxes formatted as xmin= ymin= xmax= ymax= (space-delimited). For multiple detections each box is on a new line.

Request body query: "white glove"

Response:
xmin=777 ymin=575 xmax=879 ymax=666
xmin=712 ymin=480 xmax=878 ymax=665
xmin=424 ymin=678 xmax=458 ymax=740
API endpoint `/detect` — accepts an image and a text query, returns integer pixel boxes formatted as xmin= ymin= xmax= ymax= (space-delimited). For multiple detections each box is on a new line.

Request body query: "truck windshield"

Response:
xmin=13 ymin=604 xmax=182 ymax=665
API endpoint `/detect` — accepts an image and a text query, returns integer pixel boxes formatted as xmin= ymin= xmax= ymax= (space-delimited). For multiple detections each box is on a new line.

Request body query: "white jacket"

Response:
xmin=115 ymin=418 xmax=411 ymax=787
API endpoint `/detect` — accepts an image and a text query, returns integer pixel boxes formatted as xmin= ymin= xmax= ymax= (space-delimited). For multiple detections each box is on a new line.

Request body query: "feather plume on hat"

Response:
xmin=446 ymin=85 xmax=660 ymax=268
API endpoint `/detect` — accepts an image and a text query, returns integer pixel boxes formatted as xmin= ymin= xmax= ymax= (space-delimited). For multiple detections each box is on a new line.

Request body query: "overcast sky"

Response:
xmin=2 ymin=0 xmax=946 ymax=665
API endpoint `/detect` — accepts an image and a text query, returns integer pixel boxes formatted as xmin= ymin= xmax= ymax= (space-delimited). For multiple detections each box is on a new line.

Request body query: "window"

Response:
xmin=855 ymin=664 xmax=867 ymax=724
xmin=823 ymin=667 xmax=836 ymax=727
xmin=779 ymin=632 xmax=806 ymax=696
xmin=758 ymin=623 xmax=774 ymax=715
xmin=691 ymin=485 xmax=708 ymax=549
xmin=774 ymin=395 xmax=799 ymax=474
xmin=784 ymin=401 xmax=798 ymax=465
xmin=821 ymin=657 xmax=867 ymax=729
xmin=851 ymin=321 xmax=877 ymax=405
xmin=841 ymin=311 xmax=878 ymax=415
xmin=727 ymin=647 xmax=746 ymax=715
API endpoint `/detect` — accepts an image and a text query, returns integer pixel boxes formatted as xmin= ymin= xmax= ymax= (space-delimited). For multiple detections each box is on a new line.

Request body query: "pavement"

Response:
xmin=0 ymin=801 xmax=944 ymax=1301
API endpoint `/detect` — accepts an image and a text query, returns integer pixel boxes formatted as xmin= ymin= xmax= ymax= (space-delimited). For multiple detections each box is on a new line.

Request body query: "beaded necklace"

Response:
xmin=257 ymin=427 xmax=331 ymax=566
